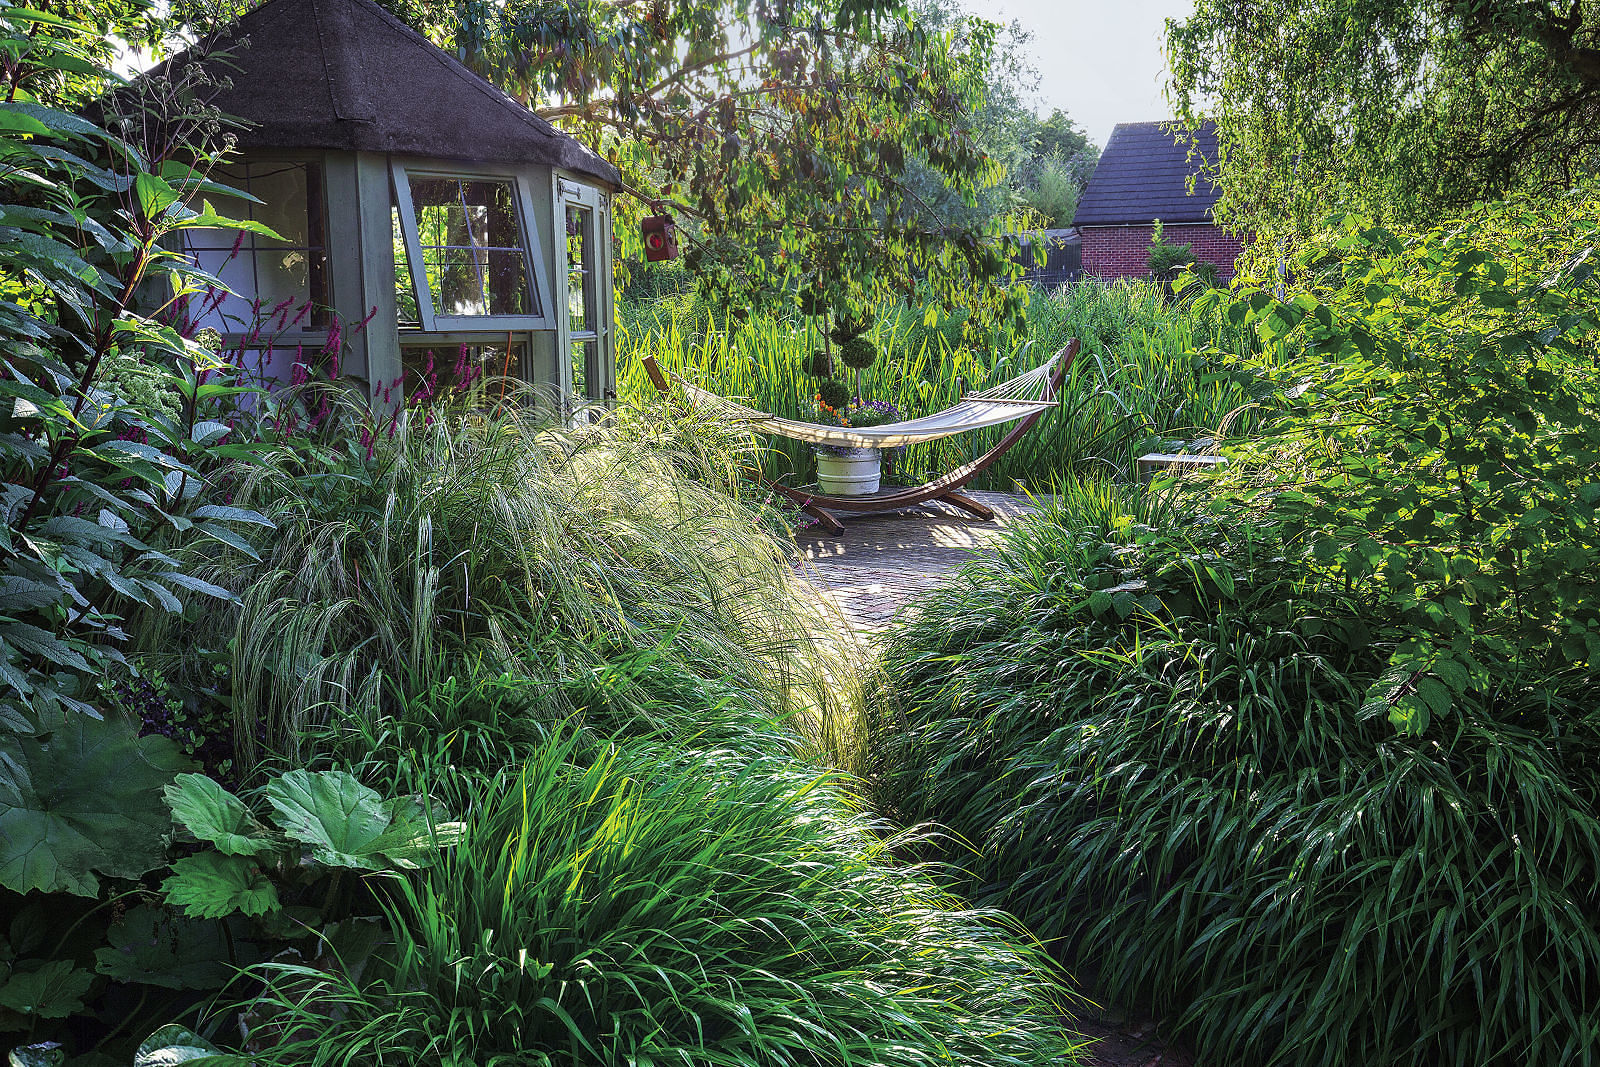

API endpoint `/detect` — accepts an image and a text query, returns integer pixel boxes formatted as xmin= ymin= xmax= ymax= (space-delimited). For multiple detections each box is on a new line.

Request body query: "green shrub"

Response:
xmin=803 ymin=347 xmax=833 ymax=377
xmin=240 ymin=729 xmax=1083 ymax=1067
xmin=1202 ymin=192 xmax=1600 ymax=733
xmin=1020 ymin=151 xmax=1082 ymax=227
xmin=816 ymin=376 xmax=851 ymax=410
xmin=876 ymin=482 xmax=1600 ymax=1066
xmin=838 ymin=334 xmax=879 ymax=370
xmin=0 ymin=6 xmax=268 ymax=731
xmin=1147 ymin=219 xmax=1197 ymax=278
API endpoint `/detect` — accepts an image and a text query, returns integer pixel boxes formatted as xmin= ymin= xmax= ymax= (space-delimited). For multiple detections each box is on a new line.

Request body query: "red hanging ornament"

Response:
xmin=641 ymin=214 xmax=678 ymax=262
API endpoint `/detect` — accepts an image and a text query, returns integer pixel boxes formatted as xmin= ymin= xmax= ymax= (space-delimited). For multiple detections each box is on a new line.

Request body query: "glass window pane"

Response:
xmin=401 ymin=342 xmax=526 ymax=401
xmin=409 ymin=177 xmax=535 ymax=318
xmin=251 ymin=163 xmax=313 ymax=248
xmin=391 ymin=204 xmax=420 ymax=327
xmin=570 ymin=337 xmax=600 ymax=409
xmin=566 ymin=204 xmax=593 ymax=335
xmin=181 ymin=162 xmax=327 ymax=334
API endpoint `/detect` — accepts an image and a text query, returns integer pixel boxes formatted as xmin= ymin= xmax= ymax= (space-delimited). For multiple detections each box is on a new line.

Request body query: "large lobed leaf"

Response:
xmin=0 ymin=960 xmax=91 ymax=1020
xmin=94 ymin=904 xmax=238 ymax=990
xmin=264 ymin=770 xmax=444 ymax=871
xmin=162 ymin=853 xmax=279 ymax=920
xmin=163 ymin=774 xmax=277 ymax=856
xmin=0 ymin=715 xmax=191 ymax=896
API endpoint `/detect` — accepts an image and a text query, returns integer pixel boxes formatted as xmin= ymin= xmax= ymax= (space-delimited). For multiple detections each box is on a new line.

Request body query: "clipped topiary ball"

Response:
xmin=817 ymin=378 xmax=850 ymax=410
xmin=838 ymin=336 xmax=878 ymax=370
xmin=829 ymin=315 xmax=868 ymax=345
xmin=805 ymin=349 xmax=833 ymax=378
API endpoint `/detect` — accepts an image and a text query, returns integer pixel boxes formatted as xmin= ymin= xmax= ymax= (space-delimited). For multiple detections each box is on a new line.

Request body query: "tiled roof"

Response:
xmin=1072 ymin=121 xmax=1221 ymax=227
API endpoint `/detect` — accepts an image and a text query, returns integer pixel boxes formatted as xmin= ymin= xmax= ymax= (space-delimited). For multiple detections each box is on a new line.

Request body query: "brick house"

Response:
xmin=1073 ymin=121 xmax=1244 ymax=282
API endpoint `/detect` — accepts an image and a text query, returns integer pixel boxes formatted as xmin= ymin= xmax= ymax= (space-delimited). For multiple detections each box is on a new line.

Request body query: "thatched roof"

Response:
xmin=159 ymin=0 xmax=618 ymax=186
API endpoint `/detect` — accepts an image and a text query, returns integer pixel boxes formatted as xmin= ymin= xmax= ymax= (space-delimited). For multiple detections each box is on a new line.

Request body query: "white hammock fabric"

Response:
xmin=670 ymin=351 xmax=1063 ymax=449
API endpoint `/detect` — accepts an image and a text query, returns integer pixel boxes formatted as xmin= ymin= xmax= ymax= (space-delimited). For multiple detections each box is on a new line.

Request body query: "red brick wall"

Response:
xmin=1081 ymin=223 xmax=1246 ymax=283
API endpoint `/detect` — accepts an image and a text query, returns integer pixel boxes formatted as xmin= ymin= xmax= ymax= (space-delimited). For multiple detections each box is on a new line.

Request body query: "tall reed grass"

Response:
xmin=617 ymin=279 xmax=1262 ymax=490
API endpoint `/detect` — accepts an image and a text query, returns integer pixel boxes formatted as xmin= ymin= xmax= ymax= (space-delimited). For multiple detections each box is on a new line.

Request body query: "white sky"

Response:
xmin=960 ymin=0 xmax=1196 ymax=149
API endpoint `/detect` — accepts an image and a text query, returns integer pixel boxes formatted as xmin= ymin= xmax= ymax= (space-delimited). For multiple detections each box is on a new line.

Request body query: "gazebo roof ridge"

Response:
xmin=152 ymin=0 xmax=619 ymax=186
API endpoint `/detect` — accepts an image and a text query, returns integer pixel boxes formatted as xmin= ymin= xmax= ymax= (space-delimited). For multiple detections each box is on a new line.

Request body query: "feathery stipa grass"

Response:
xmin=164 ymin=383 xmax=865 ymax=773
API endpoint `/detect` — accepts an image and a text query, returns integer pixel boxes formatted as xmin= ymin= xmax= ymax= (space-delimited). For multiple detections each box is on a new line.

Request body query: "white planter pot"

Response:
xmin=815 ymin=447 xmax=881 ymax=496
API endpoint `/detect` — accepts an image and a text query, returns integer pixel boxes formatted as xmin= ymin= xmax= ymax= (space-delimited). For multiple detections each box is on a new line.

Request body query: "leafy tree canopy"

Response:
xmin=375 ymin=0 xmax=1024 ymax=325
xmin=883 ymin=6 xmax=1097 ymax=236
xmin=1026 ymin=108 xmax=1091 ymax=163
xmin=1169 ymin=0 xmax=1600 ymax=235
xmin=0 ymin=0 xmax=164 ymax=108
xmin=1012 ymin=109 xmax=1097 ymax=227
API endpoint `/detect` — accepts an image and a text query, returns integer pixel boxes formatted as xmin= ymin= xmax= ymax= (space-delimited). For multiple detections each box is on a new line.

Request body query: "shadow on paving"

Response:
xmin=793 ymin=491 xmax=1195 ymax=1067
xmin=792 ymin=490 xmax=1036 ymax=632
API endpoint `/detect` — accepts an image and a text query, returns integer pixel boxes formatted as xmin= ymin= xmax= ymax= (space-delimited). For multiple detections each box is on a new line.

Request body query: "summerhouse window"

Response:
xmin=560 ymin=178 xmax=604 ymax=413
xmin=181 ymin=161 xmax=328 ymax=334
xmin=399 ymin=340 xmax=527 ymax=400
xmin=391 ymin=164 xmax=549 ymax=331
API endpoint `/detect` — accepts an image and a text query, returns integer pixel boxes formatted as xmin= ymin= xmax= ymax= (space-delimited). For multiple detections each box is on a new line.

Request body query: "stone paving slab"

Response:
xmin=792 ymin=490 xmax=1038 ymax=633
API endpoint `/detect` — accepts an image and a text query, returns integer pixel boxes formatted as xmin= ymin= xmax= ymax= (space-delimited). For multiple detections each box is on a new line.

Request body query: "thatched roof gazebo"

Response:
xmin=166 ymin=0 xmax=620 ymax=410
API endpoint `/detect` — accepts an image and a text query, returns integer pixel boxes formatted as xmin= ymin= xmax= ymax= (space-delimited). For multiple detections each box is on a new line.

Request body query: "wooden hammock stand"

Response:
xmin=642 ymin=338 xmax=1079 ymax=534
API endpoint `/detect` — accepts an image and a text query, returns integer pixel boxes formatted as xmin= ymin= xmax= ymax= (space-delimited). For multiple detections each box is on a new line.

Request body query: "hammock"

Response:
xmin=662 ymin=351 xmax=1065 ymax=449
xmin=642 ymin=340 xmax=1080 ymax=533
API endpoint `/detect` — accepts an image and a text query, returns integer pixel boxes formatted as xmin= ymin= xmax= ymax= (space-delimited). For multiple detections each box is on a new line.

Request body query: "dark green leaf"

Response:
xmin=162 ymin=853 xmax=279 ymax=920
xmin=93 ymin=905 xmax=233 ymax=990
xmin=0 ymin=715 xmax=191 ymax=895
xmin=0 ymin=961 xmax=90 ymax=1019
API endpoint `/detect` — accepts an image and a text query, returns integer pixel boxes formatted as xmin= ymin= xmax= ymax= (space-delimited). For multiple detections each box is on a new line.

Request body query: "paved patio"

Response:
xmin=792 ymin=490 xmax=1039 ymax=633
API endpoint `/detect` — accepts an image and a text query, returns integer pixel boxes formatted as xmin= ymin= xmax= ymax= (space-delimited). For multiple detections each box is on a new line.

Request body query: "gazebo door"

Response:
xmin=558 ymin=178 xmax=608 ymax=420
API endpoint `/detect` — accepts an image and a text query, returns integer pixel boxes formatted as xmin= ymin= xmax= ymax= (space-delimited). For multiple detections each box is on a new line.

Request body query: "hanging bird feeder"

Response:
xmin=641 ymin=212 xmax=678 ymax=262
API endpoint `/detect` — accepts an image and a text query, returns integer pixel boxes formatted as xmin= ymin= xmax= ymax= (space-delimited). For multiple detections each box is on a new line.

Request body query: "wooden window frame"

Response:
xmin=557 ymin=176 xmax=605 ymax=407
xmin=390 ymin=159 xmax=552 ymax=333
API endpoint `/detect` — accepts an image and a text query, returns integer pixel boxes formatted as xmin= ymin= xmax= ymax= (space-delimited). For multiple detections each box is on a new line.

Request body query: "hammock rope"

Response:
xmin=666 ymin=351 xmax=1063 ymax=449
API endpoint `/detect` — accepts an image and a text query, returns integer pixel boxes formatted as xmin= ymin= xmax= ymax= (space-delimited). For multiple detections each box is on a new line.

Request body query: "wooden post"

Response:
xmin=642 ymin=354 xmax=671 ymax=394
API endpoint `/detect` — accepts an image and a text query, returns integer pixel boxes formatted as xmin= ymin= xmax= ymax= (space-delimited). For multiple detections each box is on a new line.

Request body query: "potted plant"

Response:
xmin=800 ymin=307 xmax=893 ymax=496
xmin=848 ymin=396 xmax=905 ymax=480
xmin=808 ymin=381 xmax=877 ymax=495
xmin=809 ymin=391 xmax=906 ymax=496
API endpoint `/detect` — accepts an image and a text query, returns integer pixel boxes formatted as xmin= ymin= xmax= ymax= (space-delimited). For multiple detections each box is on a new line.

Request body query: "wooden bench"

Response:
xmin=1136 ymin=452 xmax=1227 ymax=485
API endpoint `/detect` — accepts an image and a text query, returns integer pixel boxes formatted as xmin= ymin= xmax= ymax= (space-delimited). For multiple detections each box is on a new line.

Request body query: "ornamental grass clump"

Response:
xmin=873 ymin=483 xmax=1600 ymax=1065
xmin=240 ymin=729 xmax=1083 ymax=1067
xmin=170 ymin=385 xmax=862 ymax=771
